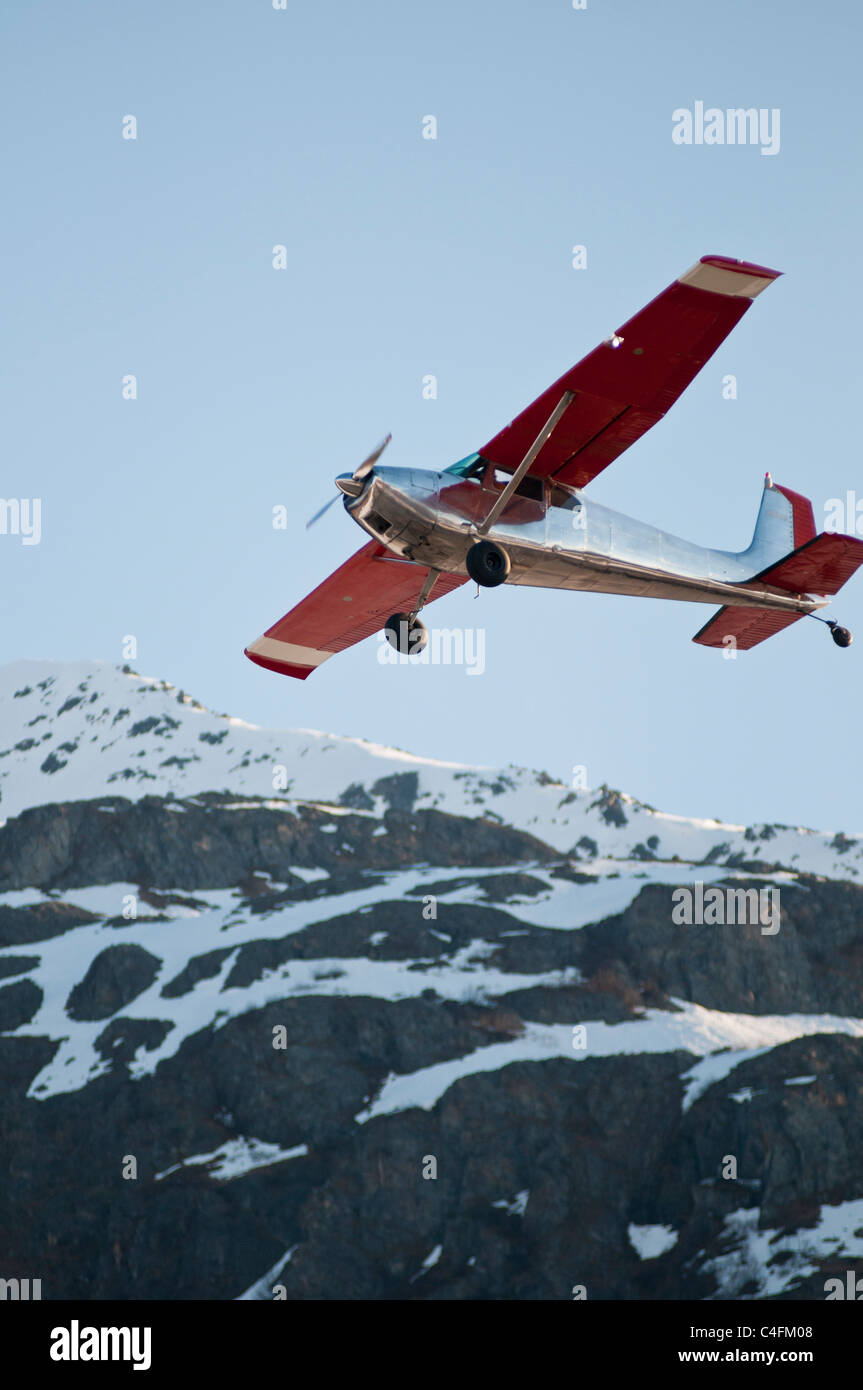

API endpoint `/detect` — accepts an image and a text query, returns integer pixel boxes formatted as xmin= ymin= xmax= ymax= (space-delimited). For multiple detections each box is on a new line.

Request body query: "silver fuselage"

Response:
xmin=341 ymin=467 xmax=824 ymax=615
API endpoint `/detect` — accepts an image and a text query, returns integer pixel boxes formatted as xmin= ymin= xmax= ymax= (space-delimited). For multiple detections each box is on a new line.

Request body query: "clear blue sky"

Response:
xmin=2 ymin=0 xmax=862 ymax=833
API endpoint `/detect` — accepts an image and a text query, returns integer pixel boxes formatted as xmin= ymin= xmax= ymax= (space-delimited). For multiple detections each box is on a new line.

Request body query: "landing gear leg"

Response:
xmin=408 ymin=568 xmax=440 ymax=625
xmin=384 ymin=568 xmax=440 ymax=655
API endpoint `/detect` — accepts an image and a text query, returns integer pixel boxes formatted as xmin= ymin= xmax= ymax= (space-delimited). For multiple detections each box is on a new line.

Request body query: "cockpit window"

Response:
xmin=444 ymin=454 xmax=545 ymax=500
xmin=509 ymin=473 xmax=544 ymax=503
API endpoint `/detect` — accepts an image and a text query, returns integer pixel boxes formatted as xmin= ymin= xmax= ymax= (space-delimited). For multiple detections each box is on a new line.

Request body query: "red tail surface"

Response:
xmin=694 ymin=532 xmax=863 ymax=650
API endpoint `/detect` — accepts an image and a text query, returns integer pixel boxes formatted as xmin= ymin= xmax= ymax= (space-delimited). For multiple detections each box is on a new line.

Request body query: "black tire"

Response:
xmin=384 ymin=612 xmax=428 ymax=655
xmin=466 ymin=540 xmax=511 ymax=587
xmin=831 ymin=625 xmax=853 ymax=648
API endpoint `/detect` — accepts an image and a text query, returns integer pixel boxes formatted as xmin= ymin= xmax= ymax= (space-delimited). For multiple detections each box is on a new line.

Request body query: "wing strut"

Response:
xmin=476 ymin=390 xmax=574 ymax=534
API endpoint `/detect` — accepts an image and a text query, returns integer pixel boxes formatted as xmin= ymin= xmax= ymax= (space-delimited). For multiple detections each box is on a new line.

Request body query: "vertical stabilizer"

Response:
xmin=738 ymin=474 xmax=816 ymax=570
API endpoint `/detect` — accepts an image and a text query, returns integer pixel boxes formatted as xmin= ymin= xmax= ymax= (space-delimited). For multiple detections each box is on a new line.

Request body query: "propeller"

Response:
xmin=305 ymin=493 xmax=340 ymax=529
xmin=352 ymin=433 xmax=392 ymax=483
xmin=305 ymin=434 xmax=391 ymax=529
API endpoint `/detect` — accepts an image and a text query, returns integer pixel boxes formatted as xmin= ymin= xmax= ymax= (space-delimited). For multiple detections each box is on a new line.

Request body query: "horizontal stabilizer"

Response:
xmin=754 ymin=532 xmax=863 ymax=595
xmin=693 ymin=606 xmax=805 ymax=650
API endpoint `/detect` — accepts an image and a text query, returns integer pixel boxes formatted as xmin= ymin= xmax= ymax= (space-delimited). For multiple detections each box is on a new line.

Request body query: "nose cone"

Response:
xmin=335 ymin=473 xmax=366 ymax=497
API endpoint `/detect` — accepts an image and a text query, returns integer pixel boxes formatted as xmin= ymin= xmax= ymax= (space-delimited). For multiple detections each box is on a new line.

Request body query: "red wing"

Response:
xmin=478 ymin=256 xmax=781 ymax=490
xmin=245 ymin=541 xmax=467 ymax=679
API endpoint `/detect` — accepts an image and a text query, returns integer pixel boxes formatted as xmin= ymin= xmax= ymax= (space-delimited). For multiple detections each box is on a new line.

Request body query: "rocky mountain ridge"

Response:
xmin=1 ymin=659 xmax=861 ymax=879
xmin=1 ymin=660 xmax=862 ymax=1300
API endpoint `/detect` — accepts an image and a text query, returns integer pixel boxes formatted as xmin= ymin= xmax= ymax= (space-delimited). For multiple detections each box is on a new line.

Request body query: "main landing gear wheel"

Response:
xmin=466 ymin=540 xmax=511 ymax=588
xmin=384 ymin=612 xmax=428 ymax=655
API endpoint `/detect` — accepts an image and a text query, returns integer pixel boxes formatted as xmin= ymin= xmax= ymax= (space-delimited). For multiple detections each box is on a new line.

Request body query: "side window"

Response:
xmin=480 ymin=465 xmax=545 ymax=503
xmin=515 ymin=475 xmax=545 ymax=503
xmin=548 ymin=482 xmax=580 ymax=509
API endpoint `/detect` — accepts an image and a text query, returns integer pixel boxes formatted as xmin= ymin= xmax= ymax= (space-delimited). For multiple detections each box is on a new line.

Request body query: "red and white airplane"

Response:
xmin=245 ymin=255 xmax=863 ymax=680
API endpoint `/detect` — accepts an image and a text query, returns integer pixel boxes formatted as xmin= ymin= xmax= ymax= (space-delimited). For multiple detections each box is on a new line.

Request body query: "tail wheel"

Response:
xmin=830 ymin=623 xmax=853 ymax=648
xmin=466 ymin=540 xmax=511 ymax=588
xmin=384 ymin=612 xmax=428 ymax=655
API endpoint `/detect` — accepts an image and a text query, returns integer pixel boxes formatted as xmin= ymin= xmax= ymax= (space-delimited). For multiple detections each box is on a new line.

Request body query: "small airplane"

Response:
xmin=245 ymin=255 xmax=863 ymax=680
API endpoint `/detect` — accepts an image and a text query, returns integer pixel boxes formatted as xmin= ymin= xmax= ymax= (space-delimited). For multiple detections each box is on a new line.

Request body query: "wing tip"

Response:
xmin=680 ymin=255 xmax=782 ymax=299
xmin=244 ymin=645 xmax=317 ymax=680
xmin=700 ymin=254 xmax=783 ymax=279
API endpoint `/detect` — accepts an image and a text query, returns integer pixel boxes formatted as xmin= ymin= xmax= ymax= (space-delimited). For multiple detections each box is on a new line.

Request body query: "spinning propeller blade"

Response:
xmin=305 ymin=494 xmax=340 ymax=530
xmin=353 ymin=433 xmax=391 ymax=481
xmin=304 ymin=433 xmax=391 ymax=528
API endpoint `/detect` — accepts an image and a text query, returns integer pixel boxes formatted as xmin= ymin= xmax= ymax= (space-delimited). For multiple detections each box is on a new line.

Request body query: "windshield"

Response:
xmin=444 ymin=452 xmax=482 ymax=478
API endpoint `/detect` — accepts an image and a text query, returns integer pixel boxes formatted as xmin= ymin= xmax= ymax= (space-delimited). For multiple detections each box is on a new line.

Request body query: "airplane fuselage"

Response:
xmin=247 ymin=259 xmax=863 ymax=681
xmin=343 ymin=466 xmax=823 ymax=616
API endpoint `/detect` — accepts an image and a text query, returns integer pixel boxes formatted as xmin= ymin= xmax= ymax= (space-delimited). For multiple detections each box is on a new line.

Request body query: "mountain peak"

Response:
xmin=0 ymin=659 xmax=860 ymax=880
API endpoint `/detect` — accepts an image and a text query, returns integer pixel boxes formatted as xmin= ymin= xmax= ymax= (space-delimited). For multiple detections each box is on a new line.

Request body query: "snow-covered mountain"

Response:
xmin=2 ymin=659 xmax=862 ymax=1301
xmin=1 ymin=658 xmax=860 ymax=878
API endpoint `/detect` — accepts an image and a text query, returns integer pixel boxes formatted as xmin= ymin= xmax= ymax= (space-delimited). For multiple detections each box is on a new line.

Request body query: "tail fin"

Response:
xmin=739 ymin=474 xmax=816 ymax=569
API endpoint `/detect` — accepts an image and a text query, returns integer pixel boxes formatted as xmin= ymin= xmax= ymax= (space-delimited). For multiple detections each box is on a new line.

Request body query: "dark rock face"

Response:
xmin=371 ymin=772 xmax=419 ymax=811
xmin=65 ymin=944 xmax=162 ymax=1021
xmin=628 ymin=1034 xmax=863 ymax=1300
xmin=574 ymin=877 xmax=863 ymax=1015
xmin=1 ymin=789 xmax=862 ymax=1301
xmin=0 ymin=900 xmax=99 ymax=948
xmin=161 ymin=949 xmax=235 ymax=999
xmin=94 ymin=1017 xmax=175 ymax=1064
xmin=0 ymin=977 xmax=42 ymax=1030
xmin=0 ymin=795 xmax=556 ymax=892
xmin=591 ymin=786 xmax=628 ymax=828
xmin=0 ymin=954 xmax=40 ymax=980
xmin=266 ymin=1049 xmax=690 ymax=1302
